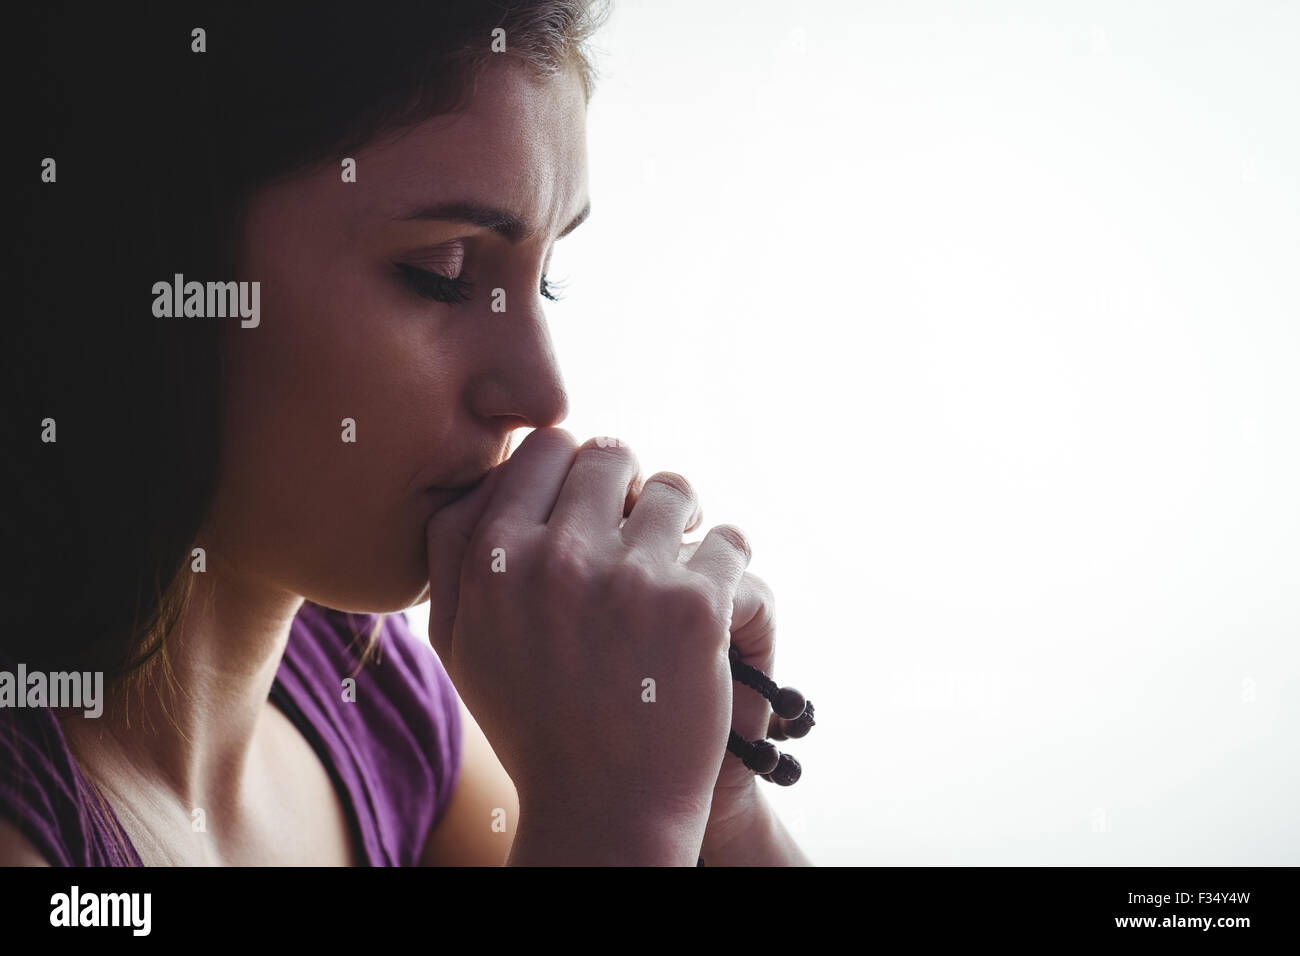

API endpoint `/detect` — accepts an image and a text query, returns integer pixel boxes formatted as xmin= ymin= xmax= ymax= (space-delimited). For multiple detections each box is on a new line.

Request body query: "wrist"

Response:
xmin=700 ymin=787 xmax=815 ymax=866
xmin=512 ymin=795 xmax=708 ymax=866
xmin=700 ymin=784 xmax=770 ymax=861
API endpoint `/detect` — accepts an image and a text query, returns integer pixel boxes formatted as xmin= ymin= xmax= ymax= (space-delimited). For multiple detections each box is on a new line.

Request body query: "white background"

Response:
xmin=408 ymin=0 xmax=1300 ymax=864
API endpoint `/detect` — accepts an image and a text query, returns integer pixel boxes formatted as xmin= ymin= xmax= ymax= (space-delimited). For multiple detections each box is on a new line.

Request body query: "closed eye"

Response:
xmin=395 ymin=262 xmax=472 ymax=304
xmin=396 ymin=262 xmax=568 ymax=305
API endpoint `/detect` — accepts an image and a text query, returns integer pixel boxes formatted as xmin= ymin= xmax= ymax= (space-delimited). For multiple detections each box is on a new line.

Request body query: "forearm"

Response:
xmin=508 ymin=805 xmax=706 ymax=866
xmin=699 ymin=791 xmax=814 ymax=866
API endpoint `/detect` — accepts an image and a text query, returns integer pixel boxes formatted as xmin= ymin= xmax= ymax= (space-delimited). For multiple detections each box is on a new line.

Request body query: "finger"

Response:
xmin=621 ymin=472 xmax=703 ymax=562
xmin=622 ymin=477 xmax=702 ymax=536
xmin=625 ymin=477 xmax=702 ymax=531
xmin=477 ymin=426 xmax=578 ymax=528
xmin=548 ymin=437 xmax=641 ymax=534
xmin=682 ymin=522 xmax=752 ymax=604
xmin=729 ymin=571 xmax=776 ymax=668
xmin=425 ymin=464 xmax=507 ymax=663
xmin=676 ymin=539 xmax=703 ymax=563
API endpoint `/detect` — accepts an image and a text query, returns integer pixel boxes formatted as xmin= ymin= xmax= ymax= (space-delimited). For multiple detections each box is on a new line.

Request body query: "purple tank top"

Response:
xmin=0 ymin=602 xmax=462 ymax=865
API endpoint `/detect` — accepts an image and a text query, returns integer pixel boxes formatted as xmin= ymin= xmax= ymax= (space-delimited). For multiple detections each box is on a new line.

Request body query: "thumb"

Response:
xmin=425 ymin=465 xmax=504 ymax=665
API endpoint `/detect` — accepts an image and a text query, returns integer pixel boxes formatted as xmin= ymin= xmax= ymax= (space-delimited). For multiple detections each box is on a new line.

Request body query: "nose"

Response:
xmin=463 ymin=301 xmax=569 ymax=430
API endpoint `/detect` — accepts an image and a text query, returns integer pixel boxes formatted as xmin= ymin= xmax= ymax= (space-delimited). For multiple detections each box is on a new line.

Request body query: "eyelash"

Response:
xmin=396 ymin=263 xmax=564 ymax=304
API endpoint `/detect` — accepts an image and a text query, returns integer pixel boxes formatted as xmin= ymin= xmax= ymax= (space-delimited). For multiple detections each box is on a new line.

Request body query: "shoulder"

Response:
xmin=279 ymin=602 xmax=464 ymax=864
xmin=420 ymin=695 xmax=520 ymax=866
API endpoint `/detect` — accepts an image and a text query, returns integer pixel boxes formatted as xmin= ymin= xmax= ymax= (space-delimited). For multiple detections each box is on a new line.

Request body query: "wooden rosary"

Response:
xmin=724 ymin=646 xmax=815 ymax=784
xmin=697 ymin=647 xmax=815 ymax=865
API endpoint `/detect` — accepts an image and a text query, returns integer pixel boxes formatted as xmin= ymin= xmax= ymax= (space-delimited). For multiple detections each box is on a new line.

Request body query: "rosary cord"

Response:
xmin=729 ymin=654 xmax=780 ymax=705
xmin=729 ymin=651 xmax=808 ymax=721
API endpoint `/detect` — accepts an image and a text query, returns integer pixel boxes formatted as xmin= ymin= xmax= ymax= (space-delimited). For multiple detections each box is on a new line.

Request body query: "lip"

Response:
xmin=428 ymin=469 xmax=491 ymax=493
xmin=422 ymin=469 xmax=492 ymax=510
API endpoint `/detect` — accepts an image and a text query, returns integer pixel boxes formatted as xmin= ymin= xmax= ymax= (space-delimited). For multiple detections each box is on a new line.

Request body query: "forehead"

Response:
xmin=351 ymin=59 xmax=589 ymax=240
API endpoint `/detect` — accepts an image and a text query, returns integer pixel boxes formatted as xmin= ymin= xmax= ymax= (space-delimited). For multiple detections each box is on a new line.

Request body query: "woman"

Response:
xmin=1 ymin=0 xmax=811 ymax=866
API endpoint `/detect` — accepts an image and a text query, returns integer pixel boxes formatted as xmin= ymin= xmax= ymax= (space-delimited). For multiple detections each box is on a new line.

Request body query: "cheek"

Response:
xmin=208 ymin=245 xmax=461 ymax=609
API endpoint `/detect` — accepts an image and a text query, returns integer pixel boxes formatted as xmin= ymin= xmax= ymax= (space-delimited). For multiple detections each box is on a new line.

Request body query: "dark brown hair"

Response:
xmin=3 ymin=1 xmax=610 ymax=697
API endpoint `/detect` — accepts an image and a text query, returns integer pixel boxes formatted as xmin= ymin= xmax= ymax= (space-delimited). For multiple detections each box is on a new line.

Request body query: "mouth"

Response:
xmin=422 ymin=468 xmax=493 ymax=509
xmin=429 ymin=469 xmax=491 ymax=493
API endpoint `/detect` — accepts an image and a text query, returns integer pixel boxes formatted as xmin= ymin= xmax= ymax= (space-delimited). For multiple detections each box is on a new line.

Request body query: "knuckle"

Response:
xmin=645 ymin=470 xmax=697 ymax=505
xmin=522 ymin=426 xmax=578 ymax=458
xmin=578 ymin=436 xmax=638 ymax=469
xmin=539 ymin=531 xmax=590 ymax=582
xmin=579 ymin=433 xmax=632 ymax=453
xmin=711 ymin=523 xmax=752 ymax=562
xmin=671 ymin=576 xmax=728 ymax=634
xmin=476 ymin=517 xmax=514 ymax=552
xmin=507 ymin=430 xmax=578 ymax=487
xmin=606 ymin=554 xmax=658 ymax=603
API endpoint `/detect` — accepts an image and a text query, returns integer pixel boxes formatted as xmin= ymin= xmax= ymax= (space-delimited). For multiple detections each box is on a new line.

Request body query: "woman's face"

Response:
xmin=205 ymin=59 xmax=588 ymax=612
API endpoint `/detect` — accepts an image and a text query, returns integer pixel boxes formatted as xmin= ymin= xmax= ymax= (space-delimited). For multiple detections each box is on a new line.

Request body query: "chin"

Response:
xmin=297 ymin=543 xmax=431 ymax=616
xmin=300 ymin=582 xmax=427 ymax=617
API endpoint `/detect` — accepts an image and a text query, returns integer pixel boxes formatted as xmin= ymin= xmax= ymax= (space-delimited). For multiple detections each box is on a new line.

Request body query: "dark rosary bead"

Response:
xmin=766 ymin=711 xmax=789 ymax=741
xmin=761 ymin=752 xmax=802 ymax=787
xmin=781 ymin=699 xmax=815 ymax=739
xmin=728 ymin=646 xmax=816 ymax=786
xmin=774 ymin=686 xmax=806 ymax=720
xmin=744 ymin=738 xmax=781 ymax=775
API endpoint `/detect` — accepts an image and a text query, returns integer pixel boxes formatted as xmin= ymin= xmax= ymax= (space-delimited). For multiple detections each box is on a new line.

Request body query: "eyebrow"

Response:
xmin=394 ymin=198 xmax=591 ymax=242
